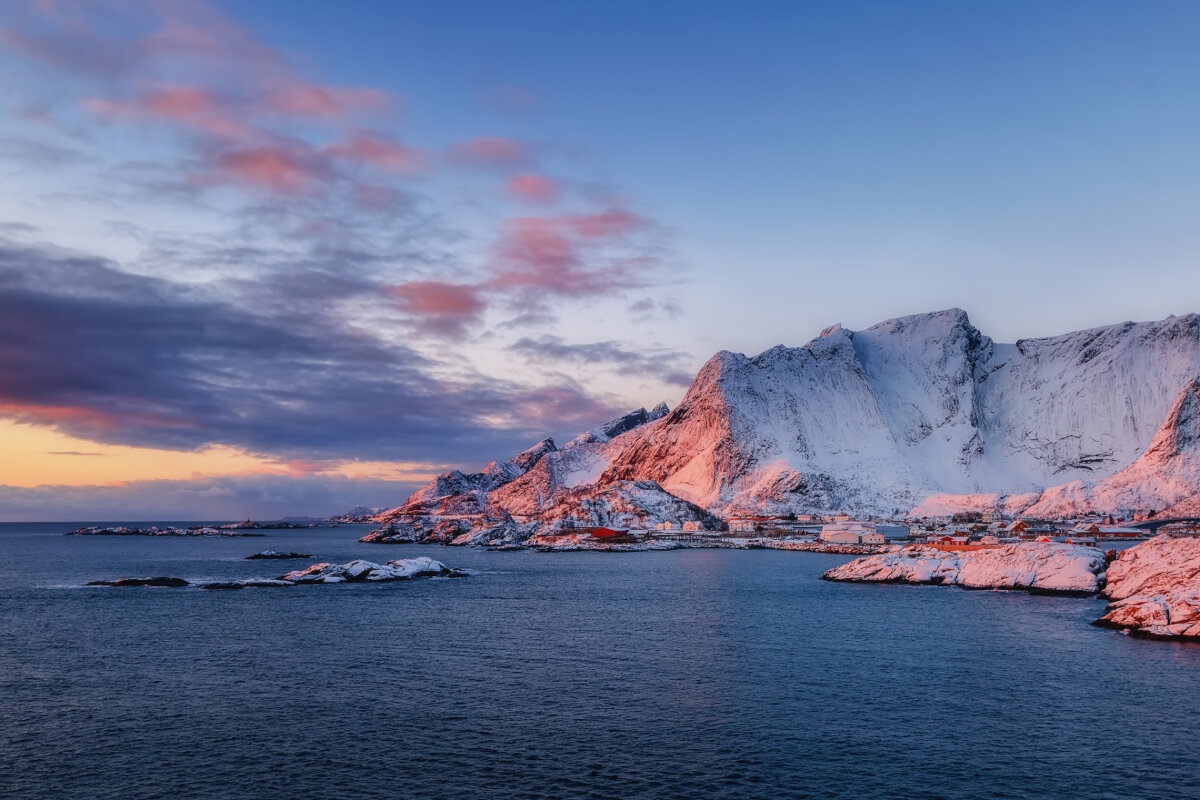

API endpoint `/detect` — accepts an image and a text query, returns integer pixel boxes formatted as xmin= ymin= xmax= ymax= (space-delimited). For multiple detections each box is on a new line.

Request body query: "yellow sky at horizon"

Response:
xmin=0 ymin=419 xmax=441 ymax=487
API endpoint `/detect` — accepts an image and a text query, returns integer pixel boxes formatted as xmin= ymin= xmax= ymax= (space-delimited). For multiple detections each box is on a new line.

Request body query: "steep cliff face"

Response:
xmin=1025 ymin=377 xmax=1200 ymax=516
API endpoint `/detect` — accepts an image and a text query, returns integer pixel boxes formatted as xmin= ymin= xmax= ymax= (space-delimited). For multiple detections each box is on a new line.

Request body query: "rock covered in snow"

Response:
xmin=536 ymin=479 xmax=721 ymax=531
xmin=245 ymin=550 xmax=312 ymax=559
xmin=359 ymin=519 xmax=424 ymax=543
xmin=823 ymin=542 xmax=1107 ymax=594
xmin=1094 ymin=535 xmax=1200 ymax=639
xmin=279 ymin=557 xmax=467 ymax=583
xmin=88 ymin=558 xmax=468 ymax=589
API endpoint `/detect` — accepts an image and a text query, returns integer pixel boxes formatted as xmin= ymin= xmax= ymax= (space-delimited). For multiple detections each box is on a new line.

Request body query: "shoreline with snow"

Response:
xmin=823 ymin=542 xmax=1108 ymax=594
xmin=1094 ymin=535 xmax=1200 ymax=639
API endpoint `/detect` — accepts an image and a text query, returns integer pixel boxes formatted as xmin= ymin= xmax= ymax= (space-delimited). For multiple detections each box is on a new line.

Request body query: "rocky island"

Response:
xmin=244 ymin=550 xmax=313 ymax=560
xmin=822 ymin=542 xmax=1107 ymax=594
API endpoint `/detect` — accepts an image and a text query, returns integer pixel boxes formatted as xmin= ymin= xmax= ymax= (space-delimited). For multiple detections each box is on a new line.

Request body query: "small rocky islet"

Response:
xmin=86 ymin=556 xmax=468 ymax=591
xmin=244 ymin=550 xmax=312 ymax=560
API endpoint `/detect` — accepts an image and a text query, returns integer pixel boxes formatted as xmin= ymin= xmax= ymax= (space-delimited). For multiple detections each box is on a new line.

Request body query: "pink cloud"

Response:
xmin=386 ymin=281 xmax=487 ymax=338
xmin=485 ymin=208 xmax=651 ymax=297
xmin=510 ymin=384 xmax=622 ymax=430
xmin=204 ymin=145 xmax=329 ymax=193
xmin=264 ymin=85 xmax=391 ymax=117
xmin=507 ymin=174 xmax=559 ymax=204
xmin=568 ymin=207 xmax=644 ymax=238
xmin=83 ymin=86 xmax=256 ymax=140
xmin=445 ymin=136 xmax=530 ymax=168
xmin=325 ymin=132 xmax=427 ymax=172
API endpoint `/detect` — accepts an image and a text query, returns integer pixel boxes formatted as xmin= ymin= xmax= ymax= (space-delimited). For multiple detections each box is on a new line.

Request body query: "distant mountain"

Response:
xmin=374 ymin=309 xmax=1200 ymax=538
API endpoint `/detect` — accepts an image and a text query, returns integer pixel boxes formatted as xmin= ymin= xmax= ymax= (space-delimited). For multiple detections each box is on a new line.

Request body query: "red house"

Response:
xmin=582 ymin=527 xmax=629 ymax=539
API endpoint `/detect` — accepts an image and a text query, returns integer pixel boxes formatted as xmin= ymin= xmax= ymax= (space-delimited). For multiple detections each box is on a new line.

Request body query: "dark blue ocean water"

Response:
xmin=1 ymin=522 xmax=1198 ymax=800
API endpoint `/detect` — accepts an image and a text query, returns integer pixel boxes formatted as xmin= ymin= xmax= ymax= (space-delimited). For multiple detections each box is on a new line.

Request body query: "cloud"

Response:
xmin=0 ymin=239 xmax=624 ymax=463
xmin=628 ymin=296 xmax=683 ymax=321
xmin=202 ymin=144 xmax=333 ymax=192
xmin=445 ymin=136 xmax=531 ymax=168
xmin=0 ymin=0 xmax=689 ymax=495
xmin=263 ymin=85 xmax=390 ymax=117
xmin=325 ymin=131 xmax=427 ymax=172
xmin=486 ymin=209 xmax=654 ymax=299
xmin=386 ymin=280 xmax=487 ymax=339
xmin=509 ymin=335 xmax=696 ymax=387
xmin=507 ymin=174 xmax=560 ymax=204
xmin=0 ymin=473 xmax=420 ymax=522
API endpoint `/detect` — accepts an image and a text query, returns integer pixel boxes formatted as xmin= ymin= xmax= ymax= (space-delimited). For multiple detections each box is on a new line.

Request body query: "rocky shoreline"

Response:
xmin=825 ymin=535 xmax=1200 ymax=641
xmin=1093 ymin=536 xmax=1200 ymax=640
xmin=67 ymin=525 xmax=265 ymax=537
xmin=822 ymin=542 xmax=1107 ymax=594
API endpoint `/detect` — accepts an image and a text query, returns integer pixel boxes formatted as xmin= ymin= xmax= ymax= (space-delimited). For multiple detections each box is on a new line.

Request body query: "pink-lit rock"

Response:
xmin=1095 ymin=535 xmax=1200 ymax=639
xmin=823 ymin=542 xmax=1106 ymax=594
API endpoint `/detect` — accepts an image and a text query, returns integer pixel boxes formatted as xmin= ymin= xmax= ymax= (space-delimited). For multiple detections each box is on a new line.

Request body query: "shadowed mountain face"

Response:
xmin=380 ymin=309 xmax=1200 ymax=527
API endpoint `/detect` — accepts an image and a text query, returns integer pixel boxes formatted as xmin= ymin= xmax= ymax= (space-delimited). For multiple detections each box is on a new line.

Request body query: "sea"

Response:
xmin=1 ymin=521 xmax=1198 ymax=800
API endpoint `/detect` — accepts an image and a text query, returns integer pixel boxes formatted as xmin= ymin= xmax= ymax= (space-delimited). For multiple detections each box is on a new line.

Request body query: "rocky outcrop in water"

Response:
xmin=86 ymin=577 xmax=190 ymax=587
xmin=823 ymin=543 xmax=1107 ymax=594
xmin=245 ymin=550 xmax=312 ymax=559
xmin=88 ymin=557 xmax=468 ymax=590
xmin=278 ymin=557 xmax=468 ymax=584
xmin=1094 ymin=535 xmax=1200 ymax=639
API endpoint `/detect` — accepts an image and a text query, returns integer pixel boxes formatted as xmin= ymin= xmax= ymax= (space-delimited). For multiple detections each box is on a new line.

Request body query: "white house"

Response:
xmin=820 ymin=520 xmax=883 ymax=545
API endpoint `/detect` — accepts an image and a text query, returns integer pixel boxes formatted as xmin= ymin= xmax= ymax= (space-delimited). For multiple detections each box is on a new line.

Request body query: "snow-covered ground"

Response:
xmin=1095 ymin=535 xmax=1200 ymax=639
xmin=823 ymin=542 xmax=1107 ymax=593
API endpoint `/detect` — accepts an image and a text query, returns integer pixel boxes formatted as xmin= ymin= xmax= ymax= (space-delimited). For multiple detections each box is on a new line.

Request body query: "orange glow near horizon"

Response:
xmin=0 ymin=420 xmax=440 ymax=487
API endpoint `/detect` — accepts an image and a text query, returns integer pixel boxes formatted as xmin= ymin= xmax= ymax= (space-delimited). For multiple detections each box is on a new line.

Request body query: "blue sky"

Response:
xmin=1 ymin=0 xmax=1198 ymax=518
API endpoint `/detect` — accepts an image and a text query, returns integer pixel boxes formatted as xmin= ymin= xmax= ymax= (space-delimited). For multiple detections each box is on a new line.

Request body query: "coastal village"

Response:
xmin=527 ymin=509 xmax=1200 ymax=552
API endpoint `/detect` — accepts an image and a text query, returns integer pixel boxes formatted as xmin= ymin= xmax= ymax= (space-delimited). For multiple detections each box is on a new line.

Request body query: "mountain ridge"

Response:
xmin=373 ymin=308 xmax=1200 ymax=538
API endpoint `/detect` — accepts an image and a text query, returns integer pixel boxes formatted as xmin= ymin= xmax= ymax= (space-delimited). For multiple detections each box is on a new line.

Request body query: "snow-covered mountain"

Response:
xmin=605 ymin=309 xmax=1200 ymax=517
xmin=371 ymin=403 xmax=682 ymax=529
xmin=376 ymin=309 xmax=1200 ymax=533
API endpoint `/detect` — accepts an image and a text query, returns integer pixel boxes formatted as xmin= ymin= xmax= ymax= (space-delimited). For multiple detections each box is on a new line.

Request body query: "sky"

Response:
xmin=2 ymin=0 xmax=1199 ymax=520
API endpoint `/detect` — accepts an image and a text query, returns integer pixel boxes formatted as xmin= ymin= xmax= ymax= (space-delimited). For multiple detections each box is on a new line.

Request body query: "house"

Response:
xmin=820 ymin=520 xmax=881 ymax=544
xmin=568 ymin=526 xmax=631 ymax=540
